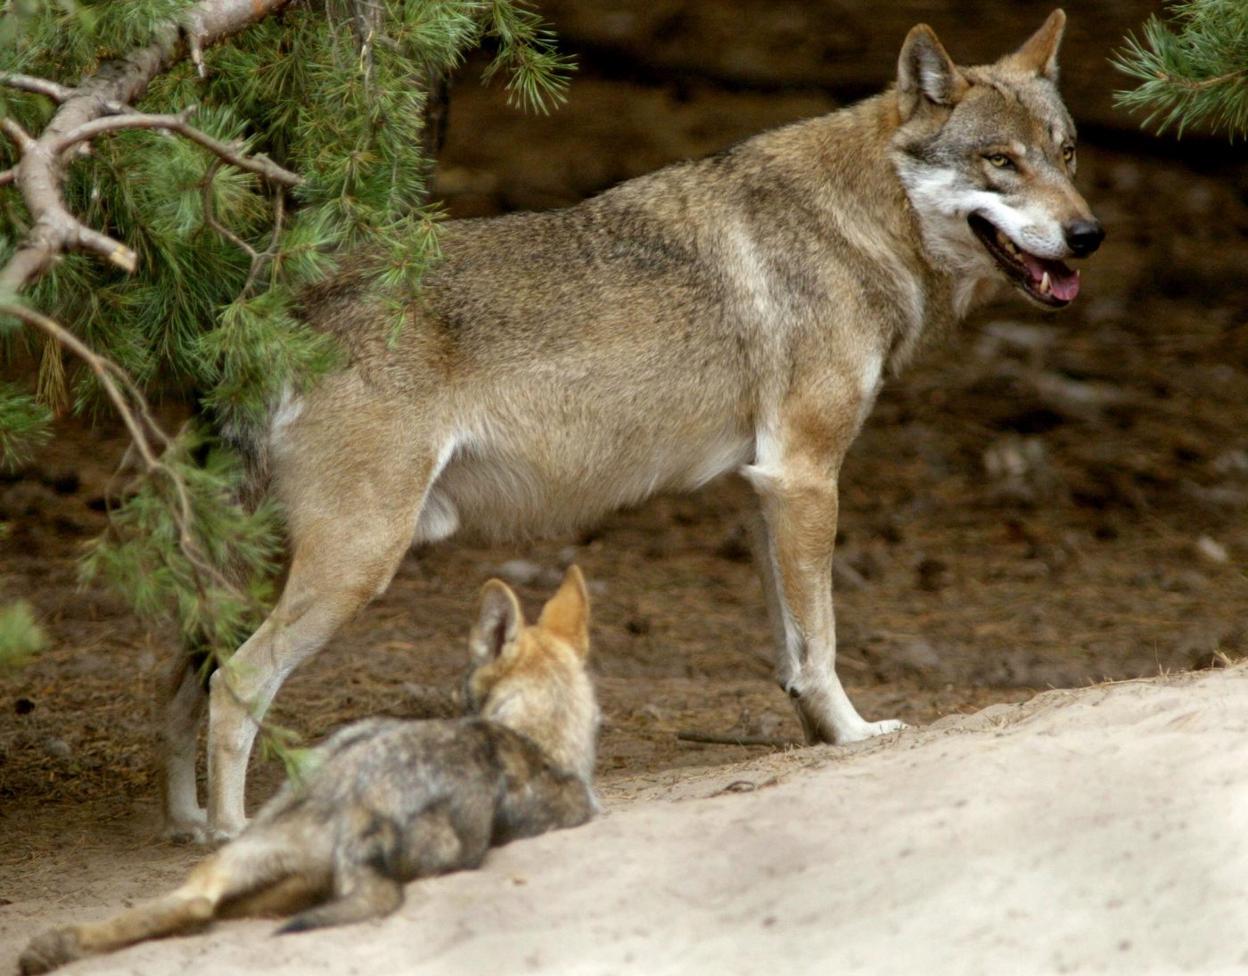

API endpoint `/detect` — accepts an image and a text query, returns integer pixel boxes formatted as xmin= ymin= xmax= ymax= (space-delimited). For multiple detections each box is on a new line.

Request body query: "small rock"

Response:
xmin=983 ymin=434 xmax=1064 ymax=506
xmin=1028 ymin=370 xmax=1130 ymax=419
xmin=1181 ymin=481 xmax=1248 ymax=509
xmin=975 ymin=320 xmax=1056 ymax=366
xmin=894 ymin=639 xmax=943 ymax=679
xmin=495 ymin=559 xmax=542 ymax=585
xmin=42 ymin=737 xmax=71 ymax=760
xmin=1194 ymin=536 xmax=1229 ymax=565
xmin=1212 ymin=449 xmax=1248 ymax=476
xmin=493 ymin=560 xmax=561 ymax=588
xmin=1160 ymin=569 xmax=1208 ymax=594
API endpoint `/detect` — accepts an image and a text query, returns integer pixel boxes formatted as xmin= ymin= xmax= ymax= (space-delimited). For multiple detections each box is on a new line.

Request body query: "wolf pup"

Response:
xmin=21 ymin=568 xmax=598 ymax=975
xmin=163 ymin=10 xmax=1101 ymax=842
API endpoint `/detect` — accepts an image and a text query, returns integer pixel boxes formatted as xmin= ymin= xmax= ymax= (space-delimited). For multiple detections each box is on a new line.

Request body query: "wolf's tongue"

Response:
xmin=1020 ymin=251 xmax=1080 ymax=302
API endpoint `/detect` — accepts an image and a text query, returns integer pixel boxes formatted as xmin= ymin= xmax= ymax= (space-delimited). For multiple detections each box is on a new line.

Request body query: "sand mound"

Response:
xmin=7 ymin=666 xmax=1248 ymax=975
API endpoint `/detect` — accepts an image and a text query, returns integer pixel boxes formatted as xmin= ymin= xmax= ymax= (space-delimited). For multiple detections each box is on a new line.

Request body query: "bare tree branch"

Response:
xmin=0 ymin=73 xmax=76 ymax=103
xmin=51 ymin=107 xmax=301 ymax=187
xmin=0 ymin=117 xmax=35 ymax=152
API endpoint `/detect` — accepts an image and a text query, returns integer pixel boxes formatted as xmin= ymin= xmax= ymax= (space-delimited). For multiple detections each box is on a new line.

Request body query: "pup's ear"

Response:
xmin=897 ymin=24 xmax=967 ymax=121
xmin=537 ymin=565 xmax=591 ymax=659
xmin=1006 ymin=8 xmax=1065 ymax=82
xmin=469 ymin=579 xmax=524 ymax=664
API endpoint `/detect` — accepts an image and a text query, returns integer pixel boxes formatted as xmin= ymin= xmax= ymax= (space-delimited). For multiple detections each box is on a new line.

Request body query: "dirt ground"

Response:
xmin=3 ymin=1 xmax=1248 ymax=970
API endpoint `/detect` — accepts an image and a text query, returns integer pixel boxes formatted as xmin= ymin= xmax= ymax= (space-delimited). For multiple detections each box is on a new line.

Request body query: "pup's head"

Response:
xmin=892 ymin=9 xmax=1103 ymax=310
xmin=465 ymin=565 xmax=599 ymax=782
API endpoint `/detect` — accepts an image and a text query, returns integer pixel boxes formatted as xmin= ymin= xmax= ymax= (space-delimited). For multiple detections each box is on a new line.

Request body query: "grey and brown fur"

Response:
xmin=20 ymin=568 xmax=598 ymax=975
xmin=161 ymin=10 xmax=1101 ymax=842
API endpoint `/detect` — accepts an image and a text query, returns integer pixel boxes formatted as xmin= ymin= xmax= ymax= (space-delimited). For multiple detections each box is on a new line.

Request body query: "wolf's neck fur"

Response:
xmin=800 ymin=93 xmax=1000 ymax=326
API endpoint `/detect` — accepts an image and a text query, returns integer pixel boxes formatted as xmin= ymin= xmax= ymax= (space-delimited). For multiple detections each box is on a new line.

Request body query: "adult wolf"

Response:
xmin=166 ymin=9 xmax=1101 ymax=842
xmin=21 ymin=568 xmax=598 ymax=974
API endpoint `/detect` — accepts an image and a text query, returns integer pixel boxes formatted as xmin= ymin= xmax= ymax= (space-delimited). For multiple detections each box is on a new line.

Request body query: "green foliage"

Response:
xmin=0 ymin=0 xmax=570 ymax=672
xmin=0 ymin=382 xmax=52 ymax=469
xmin=0 ymin=599 xmax=49 ymax=668
xmin=80 ymin=430 xmax=285 ymax=653
xmin=1115 ymin=0 xmax=1248 ymax=139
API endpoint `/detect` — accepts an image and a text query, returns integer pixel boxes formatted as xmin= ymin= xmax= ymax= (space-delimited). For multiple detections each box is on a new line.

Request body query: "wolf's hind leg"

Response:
xmin=161 ymin=645 xmax=210 ymax=843
xmin=206 ymin=420 xmax=452 ymax=841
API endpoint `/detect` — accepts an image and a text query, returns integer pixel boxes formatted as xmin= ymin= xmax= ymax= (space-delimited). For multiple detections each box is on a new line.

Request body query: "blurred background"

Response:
xmin=2 ymin=0 xmax=1246 ymax=832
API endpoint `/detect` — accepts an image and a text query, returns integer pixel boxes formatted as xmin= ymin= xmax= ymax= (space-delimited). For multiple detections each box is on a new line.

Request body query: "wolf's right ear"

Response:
xmin=897 ymin=24 xmax=967 ymax=121
xmin=469 ymin=580 xmax=524 ymax=664
xmin=537 ymin=565 xmax=591 ymax=659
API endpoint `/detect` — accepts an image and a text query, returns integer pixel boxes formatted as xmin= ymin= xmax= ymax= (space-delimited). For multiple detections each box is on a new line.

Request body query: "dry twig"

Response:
xmin=677 ymin=731 xmax=793 ymax=748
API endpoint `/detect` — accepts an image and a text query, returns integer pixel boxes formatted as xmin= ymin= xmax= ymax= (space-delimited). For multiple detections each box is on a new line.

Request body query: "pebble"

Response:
xmin=1194 ymin=536 xmax=1229 ymax=565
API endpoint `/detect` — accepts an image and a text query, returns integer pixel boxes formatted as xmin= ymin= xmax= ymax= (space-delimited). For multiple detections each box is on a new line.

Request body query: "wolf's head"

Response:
xmin=892 ymin=9 xmax=1103 ymax=312
xmin=464 ymin=565 xmax=599 ymax=782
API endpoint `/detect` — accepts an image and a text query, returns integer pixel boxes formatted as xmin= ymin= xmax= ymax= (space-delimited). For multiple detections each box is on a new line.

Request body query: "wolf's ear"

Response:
xmin=1007 ymin=8 xmax=1065 ymax=82
xmin=470 ymin=579 xmax=524 ymax=663
xmin=538 ymin=565 xmax=591 ymax=659
xmin=897 ymin=24 xmax=967 ymax=121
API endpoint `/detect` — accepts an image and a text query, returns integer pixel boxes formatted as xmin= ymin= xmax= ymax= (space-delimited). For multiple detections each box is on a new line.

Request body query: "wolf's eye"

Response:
xmin=985 ymin=153 xmax=1014 ymax=170
xmin=1062 ymin=145 xmax=1076 ymax=164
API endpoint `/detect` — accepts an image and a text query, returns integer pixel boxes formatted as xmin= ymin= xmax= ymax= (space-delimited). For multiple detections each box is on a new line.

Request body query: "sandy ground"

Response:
xmin=3 ymin=666 xmax=1246 ymax=975
xmin=3 ymin=1 xmax=1248 ymax=972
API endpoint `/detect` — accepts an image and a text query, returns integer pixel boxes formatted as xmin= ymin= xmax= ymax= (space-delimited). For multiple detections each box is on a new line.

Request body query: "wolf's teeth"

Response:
xmin=1040 ymin=271 xmax=1051 ymax=293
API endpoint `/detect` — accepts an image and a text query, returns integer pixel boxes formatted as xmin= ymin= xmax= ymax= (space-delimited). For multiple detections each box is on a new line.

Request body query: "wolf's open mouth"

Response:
xmin=967 ymin=213 xmax=1079 ymax=308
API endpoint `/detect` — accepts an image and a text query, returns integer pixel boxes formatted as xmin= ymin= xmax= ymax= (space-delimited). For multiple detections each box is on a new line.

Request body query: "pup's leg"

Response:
xmin=746 ymin=428 xmax=904 ymax=745
xmin=161 ymin=647 xmax=209 ymax=843
xmin=206 ymin=412 xmax=453 ymax=841
xmin=276 ymin=869 xmax=403 ymax=934
xmin=18 ymin=831 xmax=311 ymax=974
xmin=277 ymin=812 xmax=409 ymax=933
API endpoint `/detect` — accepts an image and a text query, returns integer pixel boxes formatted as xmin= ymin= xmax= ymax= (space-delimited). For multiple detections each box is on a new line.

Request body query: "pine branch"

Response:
xmin=0 ymin=0 xmax=296 ymax=296
xmin=1114 ymin=0 xmax=1248 ymax=138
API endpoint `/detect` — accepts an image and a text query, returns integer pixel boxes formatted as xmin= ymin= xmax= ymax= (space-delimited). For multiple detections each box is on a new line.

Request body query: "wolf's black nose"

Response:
xmin=1064 ymin=219 xmax=1104 ymax=257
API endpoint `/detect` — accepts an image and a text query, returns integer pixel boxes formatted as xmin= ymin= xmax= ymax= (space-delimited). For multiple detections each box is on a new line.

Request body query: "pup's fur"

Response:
xmin=20 ymin=569 xmax=598 ymax=975
xmin=161 ymin=11 xmax=1100 ymax=841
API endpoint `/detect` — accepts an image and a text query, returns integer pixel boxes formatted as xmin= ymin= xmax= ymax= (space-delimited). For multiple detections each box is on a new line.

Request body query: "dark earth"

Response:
xmin=2 ymin=0 xmax=1246 ymax=955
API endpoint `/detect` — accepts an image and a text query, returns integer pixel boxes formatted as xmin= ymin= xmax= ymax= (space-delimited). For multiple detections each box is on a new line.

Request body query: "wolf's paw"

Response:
xmin=206 ymin=819 xmax=248 ymax=846
xmin=19 ymin=927 xmax=83 ymax=975
xmin=838 ymin=717 xmax=907 ymax=745
xmin=163 ymin=808 xmax=209 ymax=846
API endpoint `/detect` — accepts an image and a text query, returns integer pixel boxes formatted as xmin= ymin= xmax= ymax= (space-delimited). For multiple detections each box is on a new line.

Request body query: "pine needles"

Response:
xmin=0 ymin=1 xmax=570 ymax=700
xmin=1114 ymin=0 xmax=1248 ymax=139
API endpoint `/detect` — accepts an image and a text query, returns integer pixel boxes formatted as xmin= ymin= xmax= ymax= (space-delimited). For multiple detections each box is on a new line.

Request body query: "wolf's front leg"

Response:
xmin=746 ymin=457 xmax=904 ymax=745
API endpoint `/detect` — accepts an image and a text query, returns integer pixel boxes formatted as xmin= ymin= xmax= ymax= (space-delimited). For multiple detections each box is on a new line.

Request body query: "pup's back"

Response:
xmin=19 ymin=567 xmax=598 ymax=974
